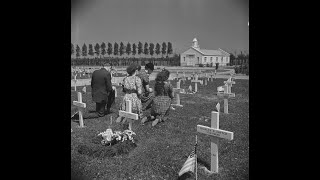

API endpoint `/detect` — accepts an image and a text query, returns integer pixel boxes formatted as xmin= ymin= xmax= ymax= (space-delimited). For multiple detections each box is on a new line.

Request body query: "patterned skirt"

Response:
xmin=151 ymin=96 xmax=172 ymax=118
xmin=120 ymin=93 xmax=142 ymax=114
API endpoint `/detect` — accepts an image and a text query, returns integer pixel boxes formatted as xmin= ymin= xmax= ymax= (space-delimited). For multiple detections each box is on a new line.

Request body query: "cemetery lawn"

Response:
xmin=71 ymin=78 xmax=249 ymax=180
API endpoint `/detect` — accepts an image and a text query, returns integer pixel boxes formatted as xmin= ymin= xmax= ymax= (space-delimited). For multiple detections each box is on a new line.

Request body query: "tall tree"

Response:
xmin=161 ymin=42 xmax=167 ymax=57
xmin=119 ymin=42 xmax=125 ymax=56
xmin=138 ymin=42 xmax=143 ymax=57
xmin=82 ymin=43 xmax=87 ymax=58
xmin=149 ymin=43 xmax=154 ymax=57
xmin=155 ymin=43 xmax=160 ymax=58
xmin=107 ymin=43 xmax=112 ymax=57
xmin=144 ymin=42 xmax=149 ymax=57
xmin=114 ymin=42 xmax=119 ymax=56
xmin=132 ymin=43 xmax=137 ymax=57
xmin=126 ymin=42 xmax=131 ymax=56
xmin=167 ymin=42 xmax=173 ymax=57
xmin=76 ymin=45 xmax=81 ymax=59
xmin=88 ymin=44 xmax=94 ymax=58
xmin=71 ymin=43 xmax=74 ymax=56
xmin=94 ymin=43 xmax=100 ymax=58
xmin=101 ymin=42 xmax=106 ymax=58
xmin=229 ymin=53 xmax=236 ymax=66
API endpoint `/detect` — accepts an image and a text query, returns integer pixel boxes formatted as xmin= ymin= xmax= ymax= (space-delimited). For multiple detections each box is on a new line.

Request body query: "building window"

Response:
xmin=187 ymin=54 xmax=195 ymax=58
xmin=204 ymin=57 xmax=207 ymax=63
xmin=210 ymin=57 xmax=213 ymax=63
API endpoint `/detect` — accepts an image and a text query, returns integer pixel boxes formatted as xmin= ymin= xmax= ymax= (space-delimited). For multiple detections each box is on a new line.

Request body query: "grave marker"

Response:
xmin=217 ymin=85 xmax=235 ymax=114
xmin=191 ymin=74 xmax=202 ymax=93
xmin=118 ymin=100 xmax=139 ymax=131
xmin=223 ymin=78 xmax=236 ymax=94
xmin=73 ymin=75 xmax=77 ymax=91
xmin=210 ymin=72 xmax=215 ymax=81
xmin=72 ymin=92 xmax=86 ymax=128
xmin=197 ymin=111 xmax=234 ymax=173
xmin=172 ymin=80 xmax=183 ymax=107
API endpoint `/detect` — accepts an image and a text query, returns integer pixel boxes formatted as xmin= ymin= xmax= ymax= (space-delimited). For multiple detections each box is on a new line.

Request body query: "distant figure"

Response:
xmin=83 ymin=62 xmax=114 ymax=119
xmin=150 ymin=69 xmax=174 ymax=126
xmin=116 ymin=64 xmax=143 ymax=124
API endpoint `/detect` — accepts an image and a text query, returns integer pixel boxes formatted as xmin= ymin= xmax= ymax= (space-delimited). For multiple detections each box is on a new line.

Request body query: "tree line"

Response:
xmin=71 ymin=42 xmax=173 ymax=59
xmin=229 ymin=52 xmax=249 ymax=75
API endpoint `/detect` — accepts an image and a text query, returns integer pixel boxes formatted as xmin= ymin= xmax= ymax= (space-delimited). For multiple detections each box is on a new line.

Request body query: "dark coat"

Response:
xmin=91 ymin=68 xmax=113 ymax=103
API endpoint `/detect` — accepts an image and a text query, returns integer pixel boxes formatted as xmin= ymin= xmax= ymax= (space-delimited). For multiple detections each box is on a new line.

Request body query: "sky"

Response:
xmin=71 ymin=0 xmax=249 ymax=55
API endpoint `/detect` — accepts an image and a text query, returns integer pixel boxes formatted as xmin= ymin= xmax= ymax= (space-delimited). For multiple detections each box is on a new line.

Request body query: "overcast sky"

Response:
xmin=71 ymin=0 xmax=249 ymax=54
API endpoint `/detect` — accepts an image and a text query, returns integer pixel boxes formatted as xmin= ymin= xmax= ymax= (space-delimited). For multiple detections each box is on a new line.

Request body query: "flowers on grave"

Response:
xmin=98 ymin=129 xmax=136 ymax=146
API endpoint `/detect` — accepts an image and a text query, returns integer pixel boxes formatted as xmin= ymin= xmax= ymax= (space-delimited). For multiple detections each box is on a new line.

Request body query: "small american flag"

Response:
xmin=178 ymin=143 xmax=197 ymax=177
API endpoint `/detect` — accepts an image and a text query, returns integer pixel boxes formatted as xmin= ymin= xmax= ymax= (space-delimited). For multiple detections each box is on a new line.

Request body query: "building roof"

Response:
xmin=190 ymin=47 xmax=229 ymax=56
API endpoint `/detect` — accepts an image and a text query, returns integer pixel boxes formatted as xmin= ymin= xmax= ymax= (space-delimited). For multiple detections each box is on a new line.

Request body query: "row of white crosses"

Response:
xmin=197 ymin=110 xmax=234 ymax=173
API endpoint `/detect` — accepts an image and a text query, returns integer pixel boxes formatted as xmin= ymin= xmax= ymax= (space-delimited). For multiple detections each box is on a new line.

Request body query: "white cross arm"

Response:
xmin=119 ymin=110 xmax=139 ymax=120
xmin=217 ymin=92 xmax=235 ymax=98
xmin=197 ymin=125 xmax=234 ymax=140
xmin=73 ymin=101 xmax=86 ymax=108
xmin=224 ymin=81 xmax=236 ymax=85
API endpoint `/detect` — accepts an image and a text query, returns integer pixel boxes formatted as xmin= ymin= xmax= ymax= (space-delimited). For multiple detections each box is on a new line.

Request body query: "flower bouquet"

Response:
xmin=98 ymin=129 xmax=136 ymax=146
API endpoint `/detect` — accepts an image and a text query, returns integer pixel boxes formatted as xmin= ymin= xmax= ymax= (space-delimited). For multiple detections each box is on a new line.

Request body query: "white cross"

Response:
xmin=73 ymin=75 xmax=77 ymax=91
xmin=191 ymin=74 xmax=202 ymax=93
xmin=210 ymin=72 xmax=215 ymax=81
xmin=72 ymin=92 xmax=86 ymax=128
xmin=217 ymin=85 xmax=235 ymax=114
xmin=172 ymin=80 xmax=183 ymax=107
xmin=118 ymin=100 xmax=139 ymax=131
xmin=223 ymin=78 xmax=236 ymax=94
xmin=197 ymin=111 xmax=234 ymax=173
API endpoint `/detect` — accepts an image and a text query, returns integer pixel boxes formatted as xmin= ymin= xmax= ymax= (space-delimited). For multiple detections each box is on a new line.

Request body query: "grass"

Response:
xmin=71 ymin=78 xmax=249 ymax=180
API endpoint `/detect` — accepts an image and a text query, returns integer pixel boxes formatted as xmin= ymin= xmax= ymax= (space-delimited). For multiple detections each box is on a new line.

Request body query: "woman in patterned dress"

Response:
xmin=149 ymin=69 xmax=174 ymax=126
xmin=116 ymin=64 xmax=143 ymax=125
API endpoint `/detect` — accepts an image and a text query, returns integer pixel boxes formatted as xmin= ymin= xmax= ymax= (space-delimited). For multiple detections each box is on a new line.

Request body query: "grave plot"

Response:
xmin=71 ymin=73 xmax=248 ymax=180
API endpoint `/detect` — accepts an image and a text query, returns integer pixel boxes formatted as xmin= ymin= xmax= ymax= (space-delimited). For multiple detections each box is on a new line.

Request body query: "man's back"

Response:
xmin=91 ymin=68 xmax=112 ymax=102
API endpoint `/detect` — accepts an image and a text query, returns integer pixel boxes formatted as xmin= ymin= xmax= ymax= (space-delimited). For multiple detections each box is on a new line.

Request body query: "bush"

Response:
xmin=198 ymin=64 xmax=204 ymax=67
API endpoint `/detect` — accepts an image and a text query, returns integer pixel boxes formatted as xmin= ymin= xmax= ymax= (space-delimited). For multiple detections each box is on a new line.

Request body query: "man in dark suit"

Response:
xmin=84 ymin=62 xmax=114 ymax=118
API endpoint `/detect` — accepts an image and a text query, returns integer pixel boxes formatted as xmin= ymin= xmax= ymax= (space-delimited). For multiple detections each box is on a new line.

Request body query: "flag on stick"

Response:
xmin=178 ymin=137 xmax=198 ymax=177
xmin=82 ymin=86 xmax=86 ymax=93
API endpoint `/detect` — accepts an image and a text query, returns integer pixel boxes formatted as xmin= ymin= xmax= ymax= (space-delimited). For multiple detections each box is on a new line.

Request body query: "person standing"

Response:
xmin=83 ymin=62 xmax=114 ymax=118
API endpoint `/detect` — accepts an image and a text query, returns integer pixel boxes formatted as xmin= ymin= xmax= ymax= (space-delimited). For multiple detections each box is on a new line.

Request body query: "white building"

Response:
xmin=180 ymin=38 xmax=230 ymax=66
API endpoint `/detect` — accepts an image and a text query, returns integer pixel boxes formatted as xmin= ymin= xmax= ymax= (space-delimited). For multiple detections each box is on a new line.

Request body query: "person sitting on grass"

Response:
xmin=116 ymin=64 xmax=143 ymax=127
xmin=142 ymin=69 xmax=174 ymax=126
